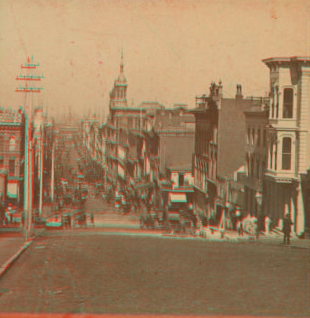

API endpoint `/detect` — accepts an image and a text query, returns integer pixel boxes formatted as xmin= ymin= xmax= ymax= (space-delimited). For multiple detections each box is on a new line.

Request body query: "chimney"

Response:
xmin=218 ymin=80 xmax=223 ymax=98
xmin=236 ymin=84 xmax=243 ymax=99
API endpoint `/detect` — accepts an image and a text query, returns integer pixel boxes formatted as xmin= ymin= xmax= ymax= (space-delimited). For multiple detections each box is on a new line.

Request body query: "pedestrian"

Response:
xmin=90 ymin=211 xmax=94 ymax=227
xmin=253 ymin=219 xmax=259 ymax=241
xmin=237 ymin=220 xmax=243 ymax=236
xmin=68 ymin=214 xmax=71 ymax=228
xmin=265 ymin=216 xmax=272 ymax=235
xmin=283 ymin=213 xmax=293 ymax=245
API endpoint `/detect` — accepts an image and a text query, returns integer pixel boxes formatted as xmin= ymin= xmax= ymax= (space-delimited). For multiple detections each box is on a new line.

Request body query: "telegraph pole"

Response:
xmin=16 ymin=56 xmax=44 ymax=240
xmin=51 ymin=143 xmax=55 ymax=203
xmin=39 ymin=125 xmax=43 ymax=216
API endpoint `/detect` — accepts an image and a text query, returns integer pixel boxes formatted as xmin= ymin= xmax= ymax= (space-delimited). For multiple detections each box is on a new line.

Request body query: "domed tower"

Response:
xmin=109 ymin=51 xmax=128 ymax=108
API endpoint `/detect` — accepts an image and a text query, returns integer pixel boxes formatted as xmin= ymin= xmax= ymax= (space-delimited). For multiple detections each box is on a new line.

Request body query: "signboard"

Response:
xmin=0 ymin=113 xmax=22 ymax=123
xmin=7 ymin=182 xmax=18 ymax=198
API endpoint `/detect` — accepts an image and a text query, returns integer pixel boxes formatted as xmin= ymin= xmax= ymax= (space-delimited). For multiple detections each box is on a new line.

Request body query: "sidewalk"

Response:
xmin=0 ymin=228 xmax=45 ymax=280
xmin=223 ymin=229 xmax=310 ymax=249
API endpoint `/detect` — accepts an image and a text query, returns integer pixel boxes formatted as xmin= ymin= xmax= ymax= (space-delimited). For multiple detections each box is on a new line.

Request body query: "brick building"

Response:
xmin=0 ymin=108 xmax=25 ymax=203
xmin=190 ymin=82 xmax=266 ymax=222
xmin=239 ymin=98 xmax=270 ymax=215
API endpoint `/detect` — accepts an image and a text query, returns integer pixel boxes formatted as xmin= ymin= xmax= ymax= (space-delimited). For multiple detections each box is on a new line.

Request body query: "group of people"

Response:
xmin=62 ymin=210 xmax=94 ymax=228
xmin=235 ymin=213 xmax=294 ymax=245
xmin=107 ymin=183 xmax=156 ymax=216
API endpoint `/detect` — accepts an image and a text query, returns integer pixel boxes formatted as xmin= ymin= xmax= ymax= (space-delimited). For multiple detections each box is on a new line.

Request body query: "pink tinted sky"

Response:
xmin=0 ymin=0 xmax=309 ymax=120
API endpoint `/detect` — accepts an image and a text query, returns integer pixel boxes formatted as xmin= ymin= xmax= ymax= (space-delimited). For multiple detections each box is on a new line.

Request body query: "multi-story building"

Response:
xmin=190 ymin=82 xmax=266 ymax=222
xmin=81 ymin=55 xmax=196 ymax=205
xmin=151 ymin=106 xmax=195 ymax=205
xmin=0 ymin=108 xmax=25 ymax=203
xmin=262 ymin=56 xmax=310 ymax=236
xmin=100 ymin=55 xmax=161 ymax=192
xmin=238 ymin=98 xmax=269 ymax=215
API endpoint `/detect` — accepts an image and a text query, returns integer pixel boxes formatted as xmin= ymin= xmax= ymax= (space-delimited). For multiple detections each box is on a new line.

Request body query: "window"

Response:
xmin=282 ymin=137 xmax=292 ymax=170
xmin=271 ymin=87 xmax=275 ymax=118
xmin=257 ymin=129 xmax=261 ymax=146
xmin=179 ymin=174 xmax=184 ymax=187
xmin=256 ymin=159 xmax=260 ymax=179
xmin=274 ymin=143 xmax=277 ymax=171
xmin=263 ymin=130 xmax=267 ymax=147
xmin=275 ymin=86 xmax=279 ymax=118
xmin=213 ymin=127 xmax=218 ymax=144
xmin=251 ymin=157 xmax=255 ymax=177
xmin=9 ymin=159 xmax=15 ymax=176
xmin=247 ymin=128 xmax=251 ymax=144
xmin=252 ymin=129 xmax=255 ymax=145
xmin=283 ymin=88 xmax=293 ymax=118
xmin=135 ymin=118 xmax=140 ymax=130
xmin=0 ymin=136 xmax=4 ymax=151
xmin=127 ymin=117 xmax=133 ymax=128
xmin=270 ymin=143 xmax=273 ymax=169
xmin=262 ymin=161 xmax=266 ymax=178
xmin=0 ymin=158 xmax=4 ymax=167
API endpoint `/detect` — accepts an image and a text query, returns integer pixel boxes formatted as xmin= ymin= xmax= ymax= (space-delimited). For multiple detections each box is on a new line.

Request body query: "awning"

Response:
xmin=134 ymin=182 xmax=154 ymax=190
xmin=169 ymin=193 xmax=187 ymax=203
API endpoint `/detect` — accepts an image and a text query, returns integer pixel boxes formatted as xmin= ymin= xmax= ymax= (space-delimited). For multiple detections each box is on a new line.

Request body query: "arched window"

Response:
xmin=9 ymin=136 xmax=16 ymax=151
xmin=283 ymin=88 xmax=294 ymax=118
xmin=282 ymin=137 xmax=292 ymax=170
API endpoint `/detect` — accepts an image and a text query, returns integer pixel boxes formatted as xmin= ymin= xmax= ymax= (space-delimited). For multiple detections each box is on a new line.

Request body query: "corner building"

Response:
xmin=262 ymin=57 xmax=310 ymax=236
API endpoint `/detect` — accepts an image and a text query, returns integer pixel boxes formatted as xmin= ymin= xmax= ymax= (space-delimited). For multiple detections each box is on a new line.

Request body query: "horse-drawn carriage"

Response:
xmin=71 ymin=210 xmax=87 ymax=227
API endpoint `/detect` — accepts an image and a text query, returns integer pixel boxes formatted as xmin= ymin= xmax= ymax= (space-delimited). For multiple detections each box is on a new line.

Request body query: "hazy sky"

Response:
xmin=0 ymin=0 xmax=309 ymax=119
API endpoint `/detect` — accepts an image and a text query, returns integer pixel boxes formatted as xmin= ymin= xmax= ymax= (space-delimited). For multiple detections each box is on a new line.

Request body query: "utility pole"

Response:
xmin=39 ymin=125 xmax=43 ymax=216
xmin=16 ymin=56 xmax=44 ymax=241
xmin=51 ymin=143 xmax=55 ymax=204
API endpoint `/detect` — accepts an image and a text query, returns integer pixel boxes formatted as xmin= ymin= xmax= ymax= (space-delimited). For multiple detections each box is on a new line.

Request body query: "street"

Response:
xmin=0 ymin=230 xmax=309 ymax=316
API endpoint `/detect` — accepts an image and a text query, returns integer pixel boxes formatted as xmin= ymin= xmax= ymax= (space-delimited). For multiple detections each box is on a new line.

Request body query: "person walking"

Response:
xmin=253 ymin=219 xmax=259 ymax=241
xmin=90 ymin=211 xmax=94 ymax=227
xmin=237 ymin=220 xmax=243 ymax=236
xmin=283 ymin=213 xmax=293 ymax=245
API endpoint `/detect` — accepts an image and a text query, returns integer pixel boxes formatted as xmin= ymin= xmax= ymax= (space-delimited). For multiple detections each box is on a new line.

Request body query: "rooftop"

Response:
xmin=263 ymin=56 xmax=310 ymax=66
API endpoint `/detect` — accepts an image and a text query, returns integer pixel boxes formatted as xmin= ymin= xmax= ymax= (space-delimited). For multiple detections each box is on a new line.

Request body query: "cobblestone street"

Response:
xmin=0 ymin=230 xmax=309 ymax=316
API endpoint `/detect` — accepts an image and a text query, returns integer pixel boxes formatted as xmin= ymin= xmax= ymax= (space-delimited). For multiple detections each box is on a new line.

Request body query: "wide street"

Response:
xmin=0 ymin=142 xmax=309 ymax=317
xmin=0 ymin=229 xmax=309 ymax=316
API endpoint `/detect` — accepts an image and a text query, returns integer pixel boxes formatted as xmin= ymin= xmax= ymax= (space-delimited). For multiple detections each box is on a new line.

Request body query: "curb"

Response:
xmin=0 ymin=228 xmax=45 ymax=280
xmin=225 ymin=235 xmax=310 ymax=249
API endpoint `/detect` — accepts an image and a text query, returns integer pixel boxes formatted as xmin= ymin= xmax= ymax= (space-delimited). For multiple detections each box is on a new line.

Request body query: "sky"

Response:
xmin=0 ymin=0 xmax=309 ymax=120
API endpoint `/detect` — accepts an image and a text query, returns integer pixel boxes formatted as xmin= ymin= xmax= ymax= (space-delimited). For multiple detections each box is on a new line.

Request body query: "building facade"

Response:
xmin=240 ymin=99 xmax=269 ymax=216
xmin=262 ymin=56 xmax=310 ymax=236
xmin=190 ymin=82 xmax=266 ymax=223
xmin=0 ymin=108 xmax=25 ymax=203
